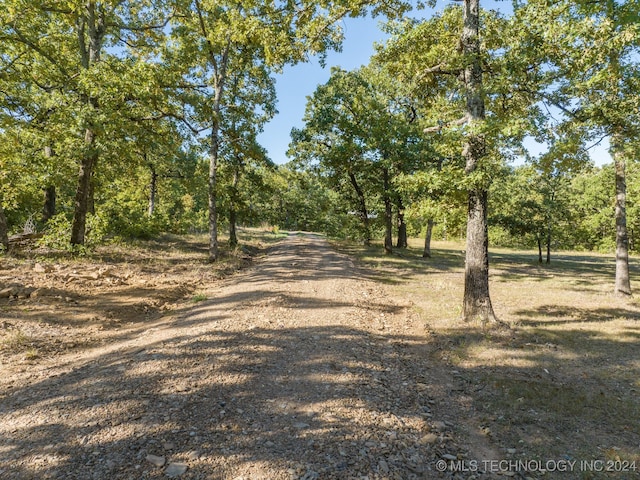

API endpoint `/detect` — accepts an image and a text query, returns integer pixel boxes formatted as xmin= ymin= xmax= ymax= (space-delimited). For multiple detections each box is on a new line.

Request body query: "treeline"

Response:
xmin=286 ymin=0 xmax=639 ymax=315
xmin=280 ymin=162 xmax=640 ymax=260
xmin=2 ymin=0 xmax=638 ymax=320
xmin=0 ymin=0 xmax=415 ymax=258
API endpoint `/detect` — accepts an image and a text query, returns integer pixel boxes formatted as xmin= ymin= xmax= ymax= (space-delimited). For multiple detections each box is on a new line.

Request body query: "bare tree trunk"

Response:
xmin=42 ymin=185 xmax=56 ymax=223
xmin=460 ymin=0 xmax=498 ymax=323
xmin=229 ymin=166 xmax=239 ymax=247
xmin=0 ymin=201 xmax=9 ymax=252
xmin=396 ymin=200 xmax=407 ymax=249
xmin=71 ymin=128 xmax=98 ymax=245
xmin=613 ymin=135 xmax=631 ymax=295
xmin=348 ymin=172 xmax=371 ymax=246
xmin=208 ymin=123 xmax=220 ymax=261
xmin=546 ymin=221 xmax=552 ymax=264
xmin=423 ymin=219 xmax=434 ymax=258
xmin=383 ymin=167 xmax=393 ymax=255
xmin=148 ymin=164 xmax=158 ymax=217
xmin=42 ymin=146 xmax=56 ymax=223
xmin=537 ymin=236 xmax=543 ymax=264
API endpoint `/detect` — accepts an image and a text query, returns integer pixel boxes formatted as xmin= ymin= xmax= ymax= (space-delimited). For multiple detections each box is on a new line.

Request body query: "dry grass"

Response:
xmin=334 ymin=237 xmax=640 ymax=479
xmin=0 ymin=228 xmax=282 ymax=361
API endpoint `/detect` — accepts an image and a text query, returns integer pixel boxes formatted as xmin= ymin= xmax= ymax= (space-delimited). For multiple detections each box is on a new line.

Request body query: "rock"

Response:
xmin=165 ymin=462 xmax=188 ymax=477
xmin=17 ymin=289 xmax=30 ymax=299
xmin=420 ymin=433 xmax=438 ymax=444
xmin=378 ymin=459 xmax=390 ymax=474
xmin=506 ymin=448 xmax=517 ymax=454
xmin=432 ymin=421 xmax=447 ymax=432
xmin=293 ymin=422 xmax=310 ymax=429
xmin=146 ymin=454 xmax=166 ymax=467
xmin=442 ymin=454 xmax=458 ymax=461
xmin=186 ymin=450 xmax=200 ymax=461
xmin=34 ymin=263 xmax=52 ymax=273
xmin=162 ymin=442 xmax=175 ymax=450
xmin=300 ymin=470 xmax=319 ymax=480
xmin=0 ymin=287 xmax=18 ymax=298
xmin=29 ymin=288 xmax=43 ymax=299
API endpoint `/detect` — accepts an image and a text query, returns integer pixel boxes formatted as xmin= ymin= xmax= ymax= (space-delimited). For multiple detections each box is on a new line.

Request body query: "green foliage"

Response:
xmin=1 ymin=0 xmax=638 ymax=261
xmin=39 ymin=212 xmax=109 ymax=251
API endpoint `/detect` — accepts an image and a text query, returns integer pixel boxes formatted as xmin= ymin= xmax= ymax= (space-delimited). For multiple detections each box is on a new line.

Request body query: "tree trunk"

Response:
xmin=396 ymin=200 xmax=407 ymax=249
xmin=194 ymin=2 xmax=231 ymax=262
xmin=42 ymin=185 xmax=56 ymax=223
xmin=423 ymin=219 xmax=434 ymax=258
xmin=208 ymin=123 xmax=220 ymax=261
xmin=383 ymin=168 xmax=393 ymax=255
xmin=613 ymin=135 xmax=631 ymax=295
xmin=148 ymin=163 xmax=158 ymax=217
xmin=0 ymin=201 xmax=9 ymax=252
xmin=348 ymin=172 xmax=371 ymax=246
xmin=546 ymin=221 xmax=552 ymax=264
xmin=71 ymin=128 xmax=98 ymax=245
xmin=537 ymin=236 xmax=543 ymax=264
xmin=463 ymin=190 xmax=496 ymax=322
xmin=460 ymin=0 xmax=498 ymax=323
xmin=71 ymin=2 xmax=103 ymax=246
xmin=229 ymin=166 xmax=239 ymax=247
xmin=42 ymin=146 xmax=56 ymax=223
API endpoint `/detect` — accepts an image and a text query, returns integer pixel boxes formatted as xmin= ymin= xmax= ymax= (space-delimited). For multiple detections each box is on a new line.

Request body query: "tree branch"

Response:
xmin=423 ymin=115 xmax=468 ymax=133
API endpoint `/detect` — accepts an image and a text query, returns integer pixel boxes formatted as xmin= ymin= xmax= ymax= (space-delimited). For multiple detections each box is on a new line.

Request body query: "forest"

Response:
xmin=1 ymin=0 xmax=639 ymax=319
xmin=2 ymin=2 xmax=640 ymax=479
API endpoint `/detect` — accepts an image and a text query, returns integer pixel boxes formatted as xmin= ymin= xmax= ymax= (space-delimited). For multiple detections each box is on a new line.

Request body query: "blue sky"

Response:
xmin=257 ymin=14 xmax=392 ymax=165
xmin=257 ymin=1 xmax=612 ymax=167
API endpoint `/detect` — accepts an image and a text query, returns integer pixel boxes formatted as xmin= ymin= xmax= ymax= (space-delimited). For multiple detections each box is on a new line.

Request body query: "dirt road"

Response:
xmin=1 ymin=233 xmax=491 ymax=479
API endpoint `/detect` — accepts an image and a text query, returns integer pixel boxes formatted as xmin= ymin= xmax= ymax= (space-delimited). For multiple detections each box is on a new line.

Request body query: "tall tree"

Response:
xmin=377 ymin=4 xmax=544 ymax=322
xmin=1 ymin=1 xmax=169 ymax=245
xmin=515 ymin=0 xmax=640 ymax=295
xmin=457 ymin=0 xmax=497 ymax=321
xmin=291 ymin=65 xmax=428 ymax=252
xmin=168 ymin=0 xmax=413 ymax=261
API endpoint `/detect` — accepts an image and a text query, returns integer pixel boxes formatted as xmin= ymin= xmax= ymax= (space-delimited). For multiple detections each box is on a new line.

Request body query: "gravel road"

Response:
xmin=1 ymin=233 xmax=488 ymax=479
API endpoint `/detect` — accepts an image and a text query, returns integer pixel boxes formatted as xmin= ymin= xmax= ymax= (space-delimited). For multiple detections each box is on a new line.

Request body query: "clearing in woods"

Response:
xmin=0 ymin=230 xmax=639 ymax=479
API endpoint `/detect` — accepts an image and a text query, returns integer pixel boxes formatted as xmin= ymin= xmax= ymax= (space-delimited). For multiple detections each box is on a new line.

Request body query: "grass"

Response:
xmin=333 ymin=236 xmax=640 ymax=479
xmin=191 ymin=293 xmax=208 ymax=303
xmin=1 ymin=329 xmax=34 ymax=352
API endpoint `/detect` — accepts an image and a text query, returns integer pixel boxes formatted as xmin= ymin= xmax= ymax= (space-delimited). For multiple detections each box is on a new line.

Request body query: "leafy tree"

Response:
xmin=514 ymin=0 xmax=640 ymax=294
xmin=378 ymin=3 xmax=542 ymax=322
xmin=166 ymin=0 xmax=414 ymax=261
xmin=291 ymin=64 xmax=429 ymax=252
xmin=1 ymin=1 xmax=170 ymax=245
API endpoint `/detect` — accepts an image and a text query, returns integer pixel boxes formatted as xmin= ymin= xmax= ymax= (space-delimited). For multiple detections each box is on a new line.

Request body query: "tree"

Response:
xmin=220 ymin=59 xmax=277 ymax=247
xmin=0 ymin=201 xmax=8 ymax=252
xmin=377 ymin=2 xmax=549 ymax=322
xmin=1 ymin=1 xmax=169 ymax=245
xmin=290 ymin=68 xmax=379 ymax=246
xmin=167 ymin=0 xmax=413 ymax=261
xmin=291 ymin=64 xmax=429 ymax=252
xmin=514 ymin=0 xmax=640 ymax=295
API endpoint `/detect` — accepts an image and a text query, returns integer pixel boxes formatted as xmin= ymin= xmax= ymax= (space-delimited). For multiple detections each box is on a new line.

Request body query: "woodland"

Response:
xmin=1 ymin=0 xmax=639 ymax=322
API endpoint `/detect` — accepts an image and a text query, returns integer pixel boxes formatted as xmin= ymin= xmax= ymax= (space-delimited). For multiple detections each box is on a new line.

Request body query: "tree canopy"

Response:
xmin=1 ymin=0 xmax=638 ymax=316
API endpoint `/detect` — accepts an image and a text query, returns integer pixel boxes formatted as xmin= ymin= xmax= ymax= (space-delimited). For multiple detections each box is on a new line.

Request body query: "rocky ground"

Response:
xmin=0 ymin=233 xmax=506 ymax=479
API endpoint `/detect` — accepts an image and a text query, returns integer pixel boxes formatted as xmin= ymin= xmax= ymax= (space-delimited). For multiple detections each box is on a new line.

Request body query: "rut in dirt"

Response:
xmin=1 ymin=233 xmax=487 ymax=480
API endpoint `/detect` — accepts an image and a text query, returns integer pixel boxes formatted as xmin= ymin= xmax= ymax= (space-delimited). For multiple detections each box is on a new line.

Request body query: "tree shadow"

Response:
xmin=1 ymin=324 xmax=450 ymax=479
xmin=422 ymin=316 xmax=640 ymax=478
xmin=514 ymin=305 xmax=640 ymax=326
